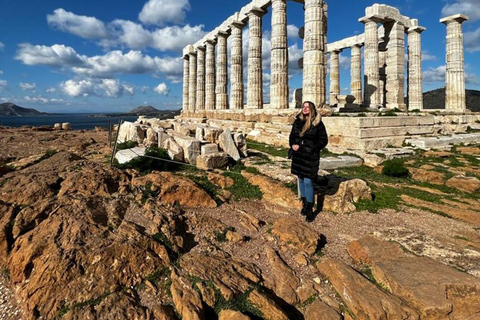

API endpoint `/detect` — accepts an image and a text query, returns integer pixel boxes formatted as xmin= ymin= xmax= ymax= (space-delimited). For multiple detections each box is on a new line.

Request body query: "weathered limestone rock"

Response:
xmin=165 ymin=137 xmax=184 ymax=162
xmin=145 ymin=127 xmax=158 ymax=146
xmin=180 ymin=251 xmax=261 ymax=301
xmin=204 ymin=127 xmax=223 ymax=144
xmin=195 ymin=125 xmax=205 ymax=141
xmin=201 ymin=143 xmax=218 ymax=155
xmin=316 ymin=258 xmax=419 ymax=320
xmin=172 ymin=134 xmax=201 ymax=164
xmin=264 ymin=246 xmax=300 ymax=304
xmin=322 ymin=178 xmax=372 ymax=214
xmin=196 ymin=152 xmax=228 ymax=170
xmin=272 ymin=217 xmax=319 ymax=255
xmin=132 ymin=172 xmax=217 ymax=208
xmin=248 ymin=289 xmax=289 ymax=320
xmin=7 ymin=154 xmax=43 ymax=170
xmin=242 ymin=172 xmax=301 ymax=210
xmin=54 ymin=123 xmax=62 ymax=130
xmin=218 ymin=310 xmax=250 ymax=320
xmin=171 ymin=269 xmax=205 ymax=320
xmin=409 ymin=167 xmax=445 ymax=184
xmin=304 ymin=299 xmax=342 ymax=320
xmin=446 ymin=175 xmax=480 ymax=193
xmin=158 ymin=131 xmax=170 ymax=149
xmin=233 ymin=133 xmax=248 ymax=157
xmin=347 ymin=235 xmax=480 ymax=319
xmin=219 ymin=128 xmax=241 ymax=161
xmin=114 ymin=147 xmax=146 ymax=164
xmin=61 ymin=122 xmax=71 ymax=130
xmin=174 ymin=122 xmax=193 ymax=136
xmin=207 ymin=172 xmax=234 ymax=189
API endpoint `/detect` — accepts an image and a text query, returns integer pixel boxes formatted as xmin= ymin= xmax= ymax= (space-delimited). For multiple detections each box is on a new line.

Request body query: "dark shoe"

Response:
xmin=305 ymin=202 xmax=315 ymax=222
xmin=300 ymin=197 xmax=307 ymax=216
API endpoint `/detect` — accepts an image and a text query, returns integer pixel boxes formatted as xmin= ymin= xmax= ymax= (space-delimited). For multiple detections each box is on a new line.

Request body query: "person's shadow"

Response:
xmin=311 ymin=174 xmax=351 ymax=219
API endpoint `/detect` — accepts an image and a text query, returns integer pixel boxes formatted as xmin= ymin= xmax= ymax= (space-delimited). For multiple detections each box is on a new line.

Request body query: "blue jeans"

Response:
xmin=298 ymin=177 xmax=314 ymax=203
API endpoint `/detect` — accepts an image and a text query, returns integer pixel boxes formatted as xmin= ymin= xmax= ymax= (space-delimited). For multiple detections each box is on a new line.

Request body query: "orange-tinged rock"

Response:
xmin=272 ymin=217 xmax=319 ymax=255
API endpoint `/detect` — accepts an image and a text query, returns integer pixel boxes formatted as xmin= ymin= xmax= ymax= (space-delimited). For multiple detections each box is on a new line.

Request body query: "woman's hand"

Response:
xmin=292 ymin=144 xmax=299 ymax=151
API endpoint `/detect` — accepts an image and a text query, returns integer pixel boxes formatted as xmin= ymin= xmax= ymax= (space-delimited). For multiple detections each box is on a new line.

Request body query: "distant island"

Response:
xmin=0 ymin=102 xmax=48 ymax=116
xmin=88 ymin=105 xmax=180 ymax=118
xmin=422 ymin=88 xmax=480 ymax=112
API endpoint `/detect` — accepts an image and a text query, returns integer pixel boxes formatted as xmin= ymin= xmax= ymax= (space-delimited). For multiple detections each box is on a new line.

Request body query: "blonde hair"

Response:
xmin=300 ymin=101 xmax=317 ymax=137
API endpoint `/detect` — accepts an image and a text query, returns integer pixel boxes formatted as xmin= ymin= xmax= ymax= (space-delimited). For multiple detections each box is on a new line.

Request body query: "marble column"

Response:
xmin=329 ymin=49 xmax=341 ymax=104
xmin=215 ymin=31 xmax=229 ymax=110
xmin=441 ymin=14 xmax=469 ymax=111
xmin=247 ymin=7 xmax=265 ymax=109
xmin=196 ymin=46 xmax=206 ymax=111
xmin=188 ymin=51 xmax=197 ymax=112
xmin=271 ymin=0 xmax=289 ymax=109
xmin=350 ymin=44 xmax=362 ymax=105
xmin=407 ymin=25 xmax=425 ymax=110
xmin=360 ymin=17 xmax=380 ymax=108
xmin=385 ymin=21 xmax=406 ymax=111
xmin=303 ymin=0 xmax=327 ymax=107
xmin=378 ymin=27 xmax=387 ymax=107
xmin=205 ymin=39 xmax=216 ymax=110
xmin=230 ymin=21 xmax=245 ymax=110
xmin=182 ymin=55 xmax=189 ymax=112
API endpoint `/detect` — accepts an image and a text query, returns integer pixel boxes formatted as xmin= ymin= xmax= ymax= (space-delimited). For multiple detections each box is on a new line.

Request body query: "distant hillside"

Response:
xmin=422 ymin=88 xmax=480 ymax=112
xmin=0 ymin=102 xmax=46 ymax=116
xmin=128 ymin=105 xmax=161 ymax=115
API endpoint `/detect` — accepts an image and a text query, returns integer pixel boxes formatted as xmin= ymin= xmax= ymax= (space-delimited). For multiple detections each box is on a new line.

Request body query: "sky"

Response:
xmin=0 ymin=0 xmax=479 ymax=113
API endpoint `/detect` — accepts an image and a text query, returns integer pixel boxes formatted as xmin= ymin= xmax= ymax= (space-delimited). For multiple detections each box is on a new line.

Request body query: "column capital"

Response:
xmin=215 ymin=30 xmax=230 ymax=38
xmin=205 ymin=38 xmax=217 ymax=45
xmin=230 ymin=20 xmax=246 ymax=29
xmin=350 ymin=43 xmax=363 ymax=49
xmin=440 ymin=14 xmax=469 ymax=24
xmin=407 ymin=26 xmax=426 ymax=34
xmin=248 ymin=6 xmax=267 ymax=17
xmin=195 ymin=45 xmax=206 ymax=52
xmin=359 ymin=16 xmax=381 ymax=24
xmin=329 ymin=49 xmax=343 ymax=54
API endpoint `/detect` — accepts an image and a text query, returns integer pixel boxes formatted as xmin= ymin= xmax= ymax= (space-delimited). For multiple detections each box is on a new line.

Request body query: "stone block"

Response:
xmin=201 ymin=144 xmax=218 ymax=155
xmin=54 ymin=123 xmax=62 ymax=130
xmin=172 ymin=134 xmax=201 ymax=164
xmin=117 ymin=121 xmax=146 ymax=144
xmin=320 ymin=156 xmax=363 ymax=170
xmin=195 ymin=125 xmax=206 ymax=141
xmin=219 ymin=128 xmax=241 ymax=161
xmin=204 ymin=127 xmax=223 ymax=144
xmin=196 ymin=152 xmax=228 ymax=170
xmin=158 ymin=131 xmax=170 ymax=149
xmin=144 ymin=127 xmax=157 ymax=147
xmin=233 ymin=133 xmax=248 ymax=157
xmin=61 ymin=122 xmax=72 ymax=130
xmin=115 ymin=147 xmax=146 ymax=164
xmin=165 ymin=137 xmax=184 ymax=162
xmin=173 ymin=122 xmax=192 ymax=136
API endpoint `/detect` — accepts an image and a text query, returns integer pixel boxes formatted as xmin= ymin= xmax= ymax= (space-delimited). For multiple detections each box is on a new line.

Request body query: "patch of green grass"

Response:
xmin=285 ymin=182 xmax=298 ymax=194
xmin=453 ymin=235 xmax=469 ymax=241
xmin=213 ymin=286 xmax=264 ymax=318
xmin=360 ymin=266 xmax=390 ymax=292
xmin=116 ymin=141 xmax=138 ymax=150
xmin=187 ymin=174 xmax=222 ymax=205
xmin=446 ymin=155 xmax=463 ymax=167
xmin=463 ymin=154 xmax=480 ymax=166
xmin=39 ymin=149 xmax=58 ymax=162
xmin=141 ymin=182 xmax=158 ymax=204
xmin=246 ymin=139 xmax=289 ymax=158
xmin=378 ymin=110 xmax=397 ymax=117
xmin=298 ymin=294 xmax=317 ymax=309
xmin=382 ymin=158 xmax=409 ymax=178
xmin=57 ymin=292 xmax=112 ymax=318
xmin=357 ymin=113 xmax=367 ymax=117
xmin=114 ymin=146 xmax=180 ymax=175
xmin=153 ymin=231 xmax=174 ymax=251
xmin=223 ymin=164 xmax=262 ymax=200
xmin=354 ymin=186 xmax=400 ymax=213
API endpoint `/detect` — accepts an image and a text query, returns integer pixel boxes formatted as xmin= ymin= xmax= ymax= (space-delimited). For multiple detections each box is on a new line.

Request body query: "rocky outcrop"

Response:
xmin=171 ymin=269 xmax=205 ymax=320
xmin=322 ymin=178 xmax=372 ymax=214
xmin=272 ymin=218 xmax=319 ymax=255
xmin=264 ymin=246 xmax=300 ymax=304
xmin=446 ymin=175 xmax=480 ymax=192
xmin=347 ymin=235 xmax=480 ymax=319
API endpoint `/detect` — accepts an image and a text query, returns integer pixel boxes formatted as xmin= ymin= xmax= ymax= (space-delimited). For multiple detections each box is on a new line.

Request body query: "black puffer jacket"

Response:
xmin=289 ymin=113 xmax=328 ymax=179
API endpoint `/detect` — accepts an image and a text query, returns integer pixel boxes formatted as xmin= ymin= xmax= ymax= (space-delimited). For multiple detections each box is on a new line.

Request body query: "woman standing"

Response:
xmin=289 ymin=101 xmax=328 ymax=222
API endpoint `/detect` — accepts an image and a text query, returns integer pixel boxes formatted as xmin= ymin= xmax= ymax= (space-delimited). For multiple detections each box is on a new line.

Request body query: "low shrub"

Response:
xmin=381 ymin=158 xmax=409 ymax=178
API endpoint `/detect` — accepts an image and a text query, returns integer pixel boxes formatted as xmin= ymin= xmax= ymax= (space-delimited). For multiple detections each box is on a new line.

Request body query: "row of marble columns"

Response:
xmin=328 ymin=13 xmax=469 ymax=111
xmin=183 ymin=0 xmax=327 ymax=113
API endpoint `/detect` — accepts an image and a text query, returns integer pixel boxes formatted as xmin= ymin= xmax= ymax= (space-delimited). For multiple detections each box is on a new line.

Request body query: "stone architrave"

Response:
xmin=230 ymin=21 xmax=245 ymax=110
xmin=182 ymin=55 xmax=189 ymax=112
xmin=219 ymin=128 xmax=241 ymax=161
xmin=407 ymin=25 xmax=426 ymax=110
xmin=196 ymin=46 xmax=206 ymax=111
xmin=441 ymin=14 xmax=469 ymax=111
xmin=205 ymin=39 xmax=216 ymax=110
xmin=270 ymin=0 xmax=289 ymax=109
xmin=329 ymin=49 xmax=341 ymax=104
xmin=115 ymin=147 xmax=146 ymax=164
xmin=303 ymin=0 xmax=327 ymax=107
xmin=385 ymin=21 xmax=406 ymax=111
xmin=247 ymin=7 xmax=266 ymax=109
xmin=172 ymin=134 xmax=201 ymax=164
xmin=360 ymin=17 xmax=380 ymax=108
xmin=188 ymin=51 xmax=197 ymax=112
xmin=350 ymin=44 xmax=363 ymax=104
xmin=215 ymin=31 xmax=229 ymax=110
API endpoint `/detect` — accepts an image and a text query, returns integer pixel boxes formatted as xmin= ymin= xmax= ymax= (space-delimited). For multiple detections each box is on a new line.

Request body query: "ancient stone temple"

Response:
xmin=179 ymin=1 xmax=476 ymax=151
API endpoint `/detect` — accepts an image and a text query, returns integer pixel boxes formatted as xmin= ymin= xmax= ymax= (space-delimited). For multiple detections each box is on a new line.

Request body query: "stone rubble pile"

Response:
xmin=116 ymin=117 xmax=248 ymax=170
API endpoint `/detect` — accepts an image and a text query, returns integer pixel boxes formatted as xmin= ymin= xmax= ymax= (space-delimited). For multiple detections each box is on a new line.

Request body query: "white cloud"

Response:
xmin=19 ymin=82 xmax=37 ymax=91
xmin=442 ymin=0 xmax=480 ymax=21
xmin=15 ymin=43 xmax=183 ymax=79
xmin=0 ymin=70 xmax=3 ymax=74
xmin=422 ymin=51 xmax=436 ymax=61
xmin=151 ymin=25 xmax=206 ymax=52
xmin=24 ymin=95 xmax=68 ymax=104
xmin=466 ymin=72 xmax=480 ymax=85
xmin=465 ymin=27 xmax=480 ymax=52
xmin=46 ymin=87 xmax=57 ymax=93
xmin=423 ymin=65 xmax=446 ymax=83
xmin=47 ymin=8 xmax=108 ymax=39
xmin=287 ymin=25 xmax=300 ymax=39
xmin=0 ymin=80 xmax=7 ymax=89
xmin=0 ymin=42 xmax=4 ymax=51
xmin=15 ymin=43 xmax=85 ymax=67
xmin=60 ymin=79 xmax=134 ymax=98
xmin=139 ymin=0 xmax=190 ymax=26
xmin=154 ymin=82 xmax=169 ymax=95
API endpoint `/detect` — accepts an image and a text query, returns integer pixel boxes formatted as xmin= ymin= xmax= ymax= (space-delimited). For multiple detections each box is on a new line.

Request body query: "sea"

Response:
xmin=0 ymin=114 xmax=140 ymax=130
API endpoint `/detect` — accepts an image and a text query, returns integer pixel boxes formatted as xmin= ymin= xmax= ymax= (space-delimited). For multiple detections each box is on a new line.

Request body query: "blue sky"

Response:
xmin=0 ymin=0 xmax=479 ymax=113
